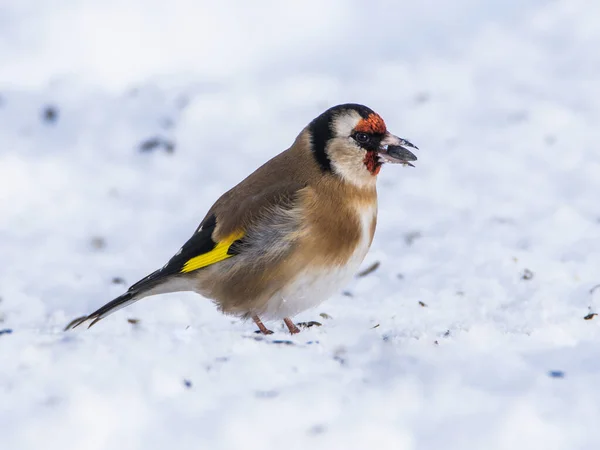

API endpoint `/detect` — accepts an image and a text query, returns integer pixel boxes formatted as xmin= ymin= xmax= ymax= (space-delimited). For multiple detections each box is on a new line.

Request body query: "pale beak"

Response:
xmin=378 ymin=133 xmax=418 ymax=167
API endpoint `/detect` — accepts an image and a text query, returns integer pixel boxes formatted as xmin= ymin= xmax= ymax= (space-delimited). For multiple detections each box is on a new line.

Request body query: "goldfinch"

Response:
xmin=66 ymin=104 xmax=418 ymax=334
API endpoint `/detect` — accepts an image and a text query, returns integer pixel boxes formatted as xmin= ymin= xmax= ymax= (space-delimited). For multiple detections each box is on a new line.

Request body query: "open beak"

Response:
xmin=378 ymin=133 xmax=418 ymax=167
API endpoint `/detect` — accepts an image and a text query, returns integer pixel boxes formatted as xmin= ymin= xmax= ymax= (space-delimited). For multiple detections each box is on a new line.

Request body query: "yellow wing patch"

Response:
xmin=180 ymin=230 xmax=245 ymax=273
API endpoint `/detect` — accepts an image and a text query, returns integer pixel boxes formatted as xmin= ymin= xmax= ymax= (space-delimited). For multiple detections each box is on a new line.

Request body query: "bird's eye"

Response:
xmin=354 ymin=132 xmax=370 ymax=144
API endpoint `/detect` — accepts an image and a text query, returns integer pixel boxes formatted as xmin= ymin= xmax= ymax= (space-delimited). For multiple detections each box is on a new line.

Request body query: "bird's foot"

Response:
xmin=283 ymin=318 xmax=301 ymax=335
xmin=254 ymin=328 xmax=274 ymax=335
xmin=252 ymin=315 xmax=274 ymax=335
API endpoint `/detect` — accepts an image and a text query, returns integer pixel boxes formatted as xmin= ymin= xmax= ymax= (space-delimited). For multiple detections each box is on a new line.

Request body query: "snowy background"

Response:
xmin=2 ymin=0 xmax=600 ymax=449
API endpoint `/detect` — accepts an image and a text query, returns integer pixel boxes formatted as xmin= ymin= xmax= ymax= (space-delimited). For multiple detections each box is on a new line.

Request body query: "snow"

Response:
xmin=2 ymin=0 xmax=600 ymax=448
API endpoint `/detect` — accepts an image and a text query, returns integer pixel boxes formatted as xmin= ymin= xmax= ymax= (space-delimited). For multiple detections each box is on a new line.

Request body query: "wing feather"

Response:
xmin=135 ymin=214 xmax=244 ymax=285
xmin=180 ymin=229 xmax=244 ymax=273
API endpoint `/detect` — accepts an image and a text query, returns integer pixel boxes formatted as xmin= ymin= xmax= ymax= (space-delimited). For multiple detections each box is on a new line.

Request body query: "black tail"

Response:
xmin=64 ymin=268 xmax=186 ymax=331
xmin=64 ymin=291 xmax=137 ymax=330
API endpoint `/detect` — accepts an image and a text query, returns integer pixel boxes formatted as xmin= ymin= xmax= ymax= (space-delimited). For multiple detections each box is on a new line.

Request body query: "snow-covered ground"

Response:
xmin=2 ymin=1 xmax=600 ymax=448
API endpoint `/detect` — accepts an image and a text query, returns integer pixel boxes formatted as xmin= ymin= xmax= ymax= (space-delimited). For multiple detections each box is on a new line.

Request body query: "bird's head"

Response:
xmin=307 ymin=104 xmax=417 ymax=186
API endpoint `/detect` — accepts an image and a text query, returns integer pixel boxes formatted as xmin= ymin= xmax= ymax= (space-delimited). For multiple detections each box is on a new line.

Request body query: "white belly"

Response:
xmin=260 ymin=204 xmax=376 ymax=320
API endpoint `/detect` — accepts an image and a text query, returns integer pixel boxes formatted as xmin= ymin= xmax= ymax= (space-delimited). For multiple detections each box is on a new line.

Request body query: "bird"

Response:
xmin=65 ymin=103 xmax=418 ymax=335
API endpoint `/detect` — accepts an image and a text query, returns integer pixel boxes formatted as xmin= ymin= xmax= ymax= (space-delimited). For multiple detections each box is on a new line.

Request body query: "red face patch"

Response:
xmin=364 ymin=151 xmax=382 ymax=175
xmin=354 ymin=113 xmax=387 ymax=134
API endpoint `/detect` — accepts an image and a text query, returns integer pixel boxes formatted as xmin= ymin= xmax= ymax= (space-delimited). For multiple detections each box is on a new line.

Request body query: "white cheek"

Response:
xmin=330 ymin=148 xmax=375 ymax=188
xmin=332 ymin=112 xmax=361 ymax=136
